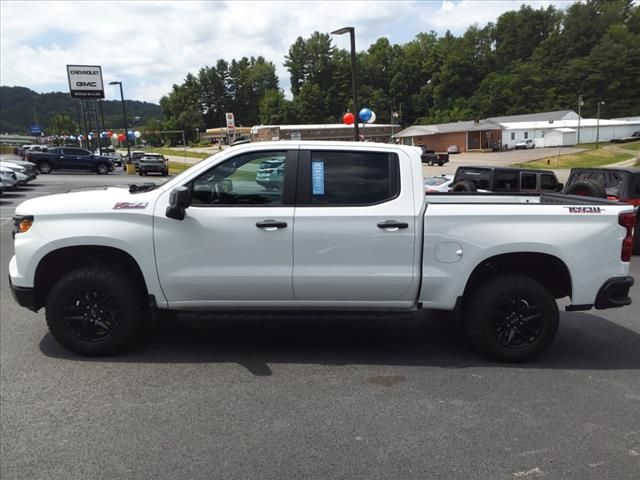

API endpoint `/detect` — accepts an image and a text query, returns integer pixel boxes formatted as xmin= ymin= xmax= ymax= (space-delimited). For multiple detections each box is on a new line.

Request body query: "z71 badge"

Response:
xmin=565 ymin=206 xmax=604 ymax=213
xmin=113 ymin=202 xmax=148 ymax=210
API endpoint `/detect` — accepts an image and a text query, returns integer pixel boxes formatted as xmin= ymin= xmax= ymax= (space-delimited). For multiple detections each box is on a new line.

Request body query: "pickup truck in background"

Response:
xmin=27 ymin=147 xmax=114 ymax=174
xmin=9 ymin=141 xmax=636 ymax=361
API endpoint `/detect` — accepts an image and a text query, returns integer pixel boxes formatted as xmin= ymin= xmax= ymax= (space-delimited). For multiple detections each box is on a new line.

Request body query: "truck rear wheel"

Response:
xmin=38 ymin=161 xmax=52 ymax=174
xmin=463 ymin=274 xmax=559 ymax=362
xmin=45 ymin=266 xmax=144 ymax=356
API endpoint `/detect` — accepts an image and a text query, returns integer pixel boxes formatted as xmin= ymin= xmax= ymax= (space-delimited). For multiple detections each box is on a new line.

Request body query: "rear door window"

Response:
xmin=298 ymin=150 xmax=399 ymax=206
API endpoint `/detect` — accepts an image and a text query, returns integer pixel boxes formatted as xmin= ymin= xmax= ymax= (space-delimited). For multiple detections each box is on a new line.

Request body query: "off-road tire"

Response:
xmin=45 ymin=266 xmax=145 ymax=356
xmin=463 ymin=274 xmax=559 ymax=362
xmin=564 ymin=179 xmax=606 ymax=198
xmin=450 ymin=180 xmax=477 ymax=192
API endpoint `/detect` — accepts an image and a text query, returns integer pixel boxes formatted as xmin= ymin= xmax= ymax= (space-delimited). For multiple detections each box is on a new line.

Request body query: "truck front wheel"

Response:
xmin=463 ymin=274 xmax=559 ymax=362
xmin=45 ymin=266 xmax=144 ymax=356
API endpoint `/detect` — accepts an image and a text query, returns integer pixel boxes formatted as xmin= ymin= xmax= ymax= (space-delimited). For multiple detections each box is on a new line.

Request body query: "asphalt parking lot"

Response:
xmin=1 ymin=170 xmax=639 ymax=479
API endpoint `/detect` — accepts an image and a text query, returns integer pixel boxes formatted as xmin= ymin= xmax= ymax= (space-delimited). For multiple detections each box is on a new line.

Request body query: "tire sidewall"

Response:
xmin=464 ymin=275 xmax=559 ymax=362
xmin=45 ymin=267 xmax=144 ymax=356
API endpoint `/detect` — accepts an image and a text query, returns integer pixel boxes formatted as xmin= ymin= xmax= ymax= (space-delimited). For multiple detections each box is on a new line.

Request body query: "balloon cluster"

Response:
xmin=342 ymin=107 xmax=377 ymax=125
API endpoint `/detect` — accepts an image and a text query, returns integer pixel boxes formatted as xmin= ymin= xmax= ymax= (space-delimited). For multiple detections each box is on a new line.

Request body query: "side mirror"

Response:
xmin=166 ymin=186 xmax=192 ymax=220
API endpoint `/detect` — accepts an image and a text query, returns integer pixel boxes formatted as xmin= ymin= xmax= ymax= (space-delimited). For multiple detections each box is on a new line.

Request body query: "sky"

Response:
xmin=0 ymin=0 xmax=577 ymax=105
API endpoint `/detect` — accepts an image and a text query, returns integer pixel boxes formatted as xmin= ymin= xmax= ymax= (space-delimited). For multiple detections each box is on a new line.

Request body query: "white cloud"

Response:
xmin=0 ymin=0 xmax=576 ymax=104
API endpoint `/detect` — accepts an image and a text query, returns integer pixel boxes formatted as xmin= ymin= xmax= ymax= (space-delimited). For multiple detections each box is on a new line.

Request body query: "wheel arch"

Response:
xmin=462 ymin=252 xmax=572 ymax=304
xmin=34 ymin=245 xmax=148 ymax=310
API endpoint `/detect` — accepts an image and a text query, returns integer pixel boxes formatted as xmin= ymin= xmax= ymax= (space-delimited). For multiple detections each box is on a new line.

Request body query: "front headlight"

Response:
xmin=12 ymin=215 xmax=34 ymax=237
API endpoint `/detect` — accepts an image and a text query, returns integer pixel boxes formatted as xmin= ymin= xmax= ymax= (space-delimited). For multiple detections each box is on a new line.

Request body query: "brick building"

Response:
xmin=393 ymin=111 xmax=581 ymax=152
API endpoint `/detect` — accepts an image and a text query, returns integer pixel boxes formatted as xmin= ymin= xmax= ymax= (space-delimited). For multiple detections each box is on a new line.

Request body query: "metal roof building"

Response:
xmin=393 ymin=110 xmax=639 ymax=151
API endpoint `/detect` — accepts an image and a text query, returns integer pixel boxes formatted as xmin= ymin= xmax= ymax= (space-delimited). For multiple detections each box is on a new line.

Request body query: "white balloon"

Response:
xmin=134 ymin=130 xmax=141 ymax=138
xmin=367 ymin=111 xmax=376 ymax=124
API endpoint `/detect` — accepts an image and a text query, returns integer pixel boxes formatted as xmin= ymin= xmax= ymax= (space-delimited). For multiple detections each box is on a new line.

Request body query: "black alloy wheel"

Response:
xmin=491 ymin=296 xmax=543 ymax=349
xmin=62 ymin=289 xmax=119 ymax=343
xmin=46 ymin=266 xmax=144 ymax=356
xmin=464 ymin=274 xmax=559 ymax=362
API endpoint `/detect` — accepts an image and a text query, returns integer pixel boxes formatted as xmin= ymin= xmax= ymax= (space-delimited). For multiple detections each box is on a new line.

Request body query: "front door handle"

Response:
xmin=256 ymin=220 xmax=288 ymax=231
xmin=377 ymin=220 xmax=409 ymax=231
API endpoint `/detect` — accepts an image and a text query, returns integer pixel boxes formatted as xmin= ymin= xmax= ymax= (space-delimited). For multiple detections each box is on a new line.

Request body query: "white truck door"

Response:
xmin=292 ymin=149 xmax=419 ymax=305
xmin=153 ymin=149 xmax=297 ymax=307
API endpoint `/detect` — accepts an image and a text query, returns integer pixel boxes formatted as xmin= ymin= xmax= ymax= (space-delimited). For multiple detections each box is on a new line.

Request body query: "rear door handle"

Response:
xmin=256 ymin=220 xmax=288 ymax=231
xmin=377 ymin=220 xmax=409 ymax=231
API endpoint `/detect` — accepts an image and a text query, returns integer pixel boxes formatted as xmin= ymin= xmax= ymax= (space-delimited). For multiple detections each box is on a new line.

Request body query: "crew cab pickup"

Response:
xmin=27 ymin=147 xmax=114 ymax=174
xmin=9 ymin=141 xmax=636 ymax=361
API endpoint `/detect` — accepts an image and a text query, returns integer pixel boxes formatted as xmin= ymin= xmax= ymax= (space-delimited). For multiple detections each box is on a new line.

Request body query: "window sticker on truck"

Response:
xmin=565 ymin=207 xmax=604 ymax=213
xmin=312 ymin=160 xmax=325 ymax=195
xmin=113 ymin=202 xmax=148 ymax=210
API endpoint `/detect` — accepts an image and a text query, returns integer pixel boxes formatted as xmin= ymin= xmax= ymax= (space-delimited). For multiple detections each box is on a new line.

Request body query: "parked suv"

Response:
xmin=451 ymin=166 xmax=563 ymax=193
xmin=138 ymin=154 xmax=169 ymax=176
xmin=515 ymin=139 xmax=535 ymax=150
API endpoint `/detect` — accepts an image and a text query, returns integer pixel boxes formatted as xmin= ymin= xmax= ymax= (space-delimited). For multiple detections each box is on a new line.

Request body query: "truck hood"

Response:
xmin=15 ymin=184 xmax=160 ymax=216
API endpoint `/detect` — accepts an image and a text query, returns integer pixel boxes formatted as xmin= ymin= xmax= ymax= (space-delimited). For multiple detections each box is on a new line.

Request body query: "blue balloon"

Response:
xmin=127 ymin=131 xmax=135 ymax=138
xmin=359 ymin=108 xmax=372 ymax=122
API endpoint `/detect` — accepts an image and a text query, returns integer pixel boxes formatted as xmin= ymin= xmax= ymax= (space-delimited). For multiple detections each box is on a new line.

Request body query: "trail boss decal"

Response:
xmin=565 ymin=206 xmax=604 ymax=214
xmin=113 ymin=202 xmax=148 ymax=210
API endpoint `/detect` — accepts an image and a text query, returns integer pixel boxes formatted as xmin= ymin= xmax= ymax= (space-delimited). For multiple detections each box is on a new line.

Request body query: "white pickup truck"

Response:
xmin=9 ymin=141 xmax=636 ymax=361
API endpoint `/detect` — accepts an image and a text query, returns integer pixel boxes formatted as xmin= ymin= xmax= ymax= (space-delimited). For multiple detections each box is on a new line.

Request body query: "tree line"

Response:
xmin=0 ymin=86 xmax=163 ymax=136
xmin=159 ymin=0 xmax=639 ymax=142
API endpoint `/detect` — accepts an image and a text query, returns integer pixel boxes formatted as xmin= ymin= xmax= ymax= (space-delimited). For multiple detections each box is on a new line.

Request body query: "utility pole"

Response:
xmin=577 ymin=95 xmax=583 ymax=145
xmin=596 ymin=101 xmax=605 ymax=149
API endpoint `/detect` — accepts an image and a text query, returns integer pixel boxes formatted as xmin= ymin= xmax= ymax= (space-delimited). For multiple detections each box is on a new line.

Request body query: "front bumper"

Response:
xmin=140 ymin=164 xmax=167 ymax=173
xmin=595 ymin=276 xmax=634 ymax=310
xmin=9 ymin=276 xmax=38 ymax=312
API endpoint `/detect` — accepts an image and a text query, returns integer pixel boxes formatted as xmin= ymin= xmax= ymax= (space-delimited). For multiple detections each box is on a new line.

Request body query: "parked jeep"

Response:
xmin=451 ymin=166 xmax=563 ymax=194
xmin=563 ymin=167 xmax=640 ymax=254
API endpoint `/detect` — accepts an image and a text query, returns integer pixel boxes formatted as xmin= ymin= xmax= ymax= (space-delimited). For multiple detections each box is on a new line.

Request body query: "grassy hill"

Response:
xmin=0 ymin=86 xmax=163 ymax=135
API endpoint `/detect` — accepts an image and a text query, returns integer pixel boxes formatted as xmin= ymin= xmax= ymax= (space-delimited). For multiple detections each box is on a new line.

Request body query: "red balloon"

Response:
xmin=107 ymin=131 xmax=113 ymax=138
xmin=117 ymin=133 xmax=126 ymax=142
xmin=343 ymin=112 xmax=355 ymax=125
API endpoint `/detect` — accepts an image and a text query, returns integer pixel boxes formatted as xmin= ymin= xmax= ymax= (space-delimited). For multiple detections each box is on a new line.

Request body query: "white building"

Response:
xmin=394 ymin=110 xmax=640 ymax=151
xmin=501 ymin=118 xmax=640 ymax=147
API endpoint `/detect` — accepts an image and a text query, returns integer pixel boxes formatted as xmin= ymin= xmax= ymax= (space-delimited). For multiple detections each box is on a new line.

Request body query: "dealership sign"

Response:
xmin=225 ymin=112 xmax=235 ymax=129
xmin=66 ymin=65 xmax=104 ymax=99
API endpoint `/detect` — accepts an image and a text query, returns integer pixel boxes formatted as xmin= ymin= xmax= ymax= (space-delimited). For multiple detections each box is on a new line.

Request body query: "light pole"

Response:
xmin=596 ymin=100 xmax=605 ymax=148
xmin=109 ymin=81 xmax=131 ymax=164
xmin=577 ymin=94 xmax=583 ymax=145
xmin=331 ymin=26 xmax=359 ymax=141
